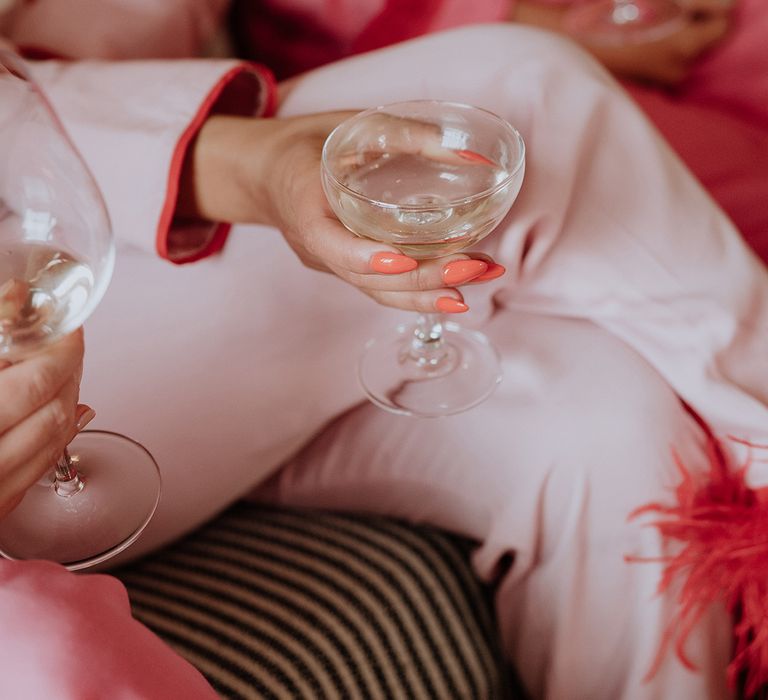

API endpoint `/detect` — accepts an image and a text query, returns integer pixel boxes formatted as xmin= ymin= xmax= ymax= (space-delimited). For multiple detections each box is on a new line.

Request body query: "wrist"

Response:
xmin=176 ymin=115 xmax=284 ymax=227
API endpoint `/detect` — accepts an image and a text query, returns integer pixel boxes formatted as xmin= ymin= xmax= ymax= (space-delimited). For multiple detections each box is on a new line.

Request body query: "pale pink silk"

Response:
xmin=253 ymin=0 xmax=768 ymax=254
xmin=66 ymin=25 xmax=768 ymax=697
xmin=0 ymin=6 xmax=767 ymax=699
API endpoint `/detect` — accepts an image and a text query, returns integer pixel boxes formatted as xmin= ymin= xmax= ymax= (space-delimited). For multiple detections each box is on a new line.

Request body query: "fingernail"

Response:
xmin=442 ymin=259 xmax=488 ymax=285
xmin=435 ymin=297 xmax=469 ymax=313
xmin=370 ymin=252 xmax=418 ymax=274
xmin=75 ymin=404 xmax=96 ymax=432
xmin=472 ymin=263 xmax=506 ymax=282
xmin=456 ymin=149 xmax=496 ymax=166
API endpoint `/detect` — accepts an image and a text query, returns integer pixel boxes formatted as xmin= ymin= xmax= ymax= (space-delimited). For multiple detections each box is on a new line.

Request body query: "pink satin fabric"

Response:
xmin=0 ymin=6 xmax=766 ymax=699
xmin=80 ymin=25 xmax=765 ymax=698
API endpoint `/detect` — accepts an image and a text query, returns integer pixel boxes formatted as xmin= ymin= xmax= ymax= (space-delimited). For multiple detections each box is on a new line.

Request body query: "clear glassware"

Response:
xmin=0 ymin=51 xmax=161 ymax=570
xmin=564 ymin=0 xmax=686 ymax=45
xmin=322 ymin=100 xmax=525 ymax=417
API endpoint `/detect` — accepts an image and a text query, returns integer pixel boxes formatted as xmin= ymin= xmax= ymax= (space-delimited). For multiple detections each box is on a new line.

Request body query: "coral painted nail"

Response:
xmin=75 ymin=404 xmax=96 ymax=432
xmin=456 ymin=149 xmax=496 ymax=166
xmin=435 ymin=297 xmax=469 ymax=314
xmin=442 ymin=259 xmax=488 ymax=285
xmin=472 ymin=263 xmax=506 ymax=282
xmin=370 ymin=252 xmax=418 ymax=274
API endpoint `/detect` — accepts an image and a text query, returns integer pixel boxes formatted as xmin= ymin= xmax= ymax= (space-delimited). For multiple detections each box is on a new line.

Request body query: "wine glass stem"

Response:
xmin=410 ymin=313 xmax=448 ymax=367
xmin=54 ymin=449 xmax=84 ymax=497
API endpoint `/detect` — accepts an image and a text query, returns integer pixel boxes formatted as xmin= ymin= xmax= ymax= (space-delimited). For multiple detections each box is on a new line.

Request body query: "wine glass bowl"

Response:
xmin=0 ymin=51 xmax=113 ymax=358
xmin=322 ymin=100 xmax=525 ymax=417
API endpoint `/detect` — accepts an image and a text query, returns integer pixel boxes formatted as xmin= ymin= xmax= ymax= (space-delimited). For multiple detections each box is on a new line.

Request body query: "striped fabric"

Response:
xmin=115 ymin=504 xmax=520 ymax=699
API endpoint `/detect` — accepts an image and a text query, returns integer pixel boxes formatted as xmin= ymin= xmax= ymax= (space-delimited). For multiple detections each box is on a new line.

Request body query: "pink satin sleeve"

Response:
xmin=28 ymin=58 xmax=275 ymax=263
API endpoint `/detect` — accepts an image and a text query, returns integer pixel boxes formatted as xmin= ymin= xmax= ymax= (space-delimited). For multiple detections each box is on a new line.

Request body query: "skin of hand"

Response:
xmin=0 ymin=329 xmax=90 ymax=520
xmin=512 ymin=0 xmax=732 ymax=87
xmin=176 ymin=112 xmax=506 ymax=313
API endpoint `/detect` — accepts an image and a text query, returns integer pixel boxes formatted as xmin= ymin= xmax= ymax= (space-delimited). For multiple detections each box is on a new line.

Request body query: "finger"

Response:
xmin=297 ymin=212 xmax=419 ymax=276
xmin=0 ymin=435 xmax=61 ymax=519
xmin=379 ymin=253 xmax=505 ymax=288
xmin=363 ymin=287 xmax=469 ymax=314
xmin=0 ymin=329 xmax=84 ymax=434
xmin=0 ymin=278 xmax=29 ymax=323
xmin=330 ymin=111 xmax=501 ymax=168
xmin=678 ymin=14 xmax=730 ymax=56
xmin=0 ymin=379 xmax=80 ymax=510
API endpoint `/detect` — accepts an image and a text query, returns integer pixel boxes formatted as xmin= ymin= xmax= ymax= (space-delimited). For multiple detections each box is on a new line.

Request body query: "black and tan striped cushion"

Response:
xmin=115 ymin=503 xmax=519 ymax=699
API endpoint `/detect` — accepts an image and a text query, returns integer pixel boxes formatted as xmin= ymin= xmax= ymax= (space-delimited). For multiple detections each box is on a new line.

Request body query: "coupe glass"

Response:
xmin=322 ymin=101 xmax=525 ymax=417
xmin=564 ymin=0 xmax=685 ymax=45
xmin=0 ymin=51 xmax=161 ymax=570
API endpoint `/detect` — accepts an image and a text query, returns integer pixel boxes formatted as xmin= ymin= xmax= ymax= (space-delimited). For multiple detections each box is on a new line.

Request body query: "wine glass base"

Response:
xmin=358 ymin=321 xmax=502 ymax=417
xmin=564 ymin=0 xmax=685 ymax=45
xmin=0 ymin=430 xmax=161 ymax=570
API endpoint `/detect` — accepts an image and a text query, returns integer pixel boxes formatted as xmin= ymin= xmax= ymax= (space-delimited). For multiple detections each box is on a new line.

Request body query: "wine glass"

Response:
xmin=322 ymin=100 xmax=525 ymax=417
xmin=564 ymin=0 xmax=686 ymax=45
xmin=0 ymin=51 xmax=161 ymax=570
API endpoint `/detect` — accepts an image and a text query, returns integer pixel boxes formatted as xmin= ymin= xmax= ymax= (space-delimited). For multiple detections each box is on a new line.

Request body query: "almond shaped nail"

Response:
xmin=435 ymin=297 xmax=469 ymax=314
xmin=370 ymin=252 xmax=418 ymax=274
xmin=75 ymin=405 xmax=96 ymax=432
xmin=472 ymin=263 xmax=507 ymax=282
xmin=456 ymin=149 xmax=496 ymax=166
xmin=442 ymin=259 xmax=488 ymax=286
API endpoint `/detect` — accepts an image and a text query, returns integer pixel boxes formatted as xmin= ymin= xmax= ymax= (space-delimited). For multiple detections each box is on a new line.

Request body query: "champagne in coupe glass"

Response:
xmin=322 ymin=101 xmax=525 ymax=417
xmin=0 ymin=51 xmax=161 ymax=570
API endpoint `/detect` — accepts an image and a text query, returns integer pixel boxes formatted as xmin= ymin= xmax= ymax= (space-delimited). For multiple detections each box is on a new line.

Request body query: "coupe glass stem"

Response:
xmin=410 ymin=313 xmax=449 ymax=368
xmin=53 ymin=449 xmax=84 ymax=497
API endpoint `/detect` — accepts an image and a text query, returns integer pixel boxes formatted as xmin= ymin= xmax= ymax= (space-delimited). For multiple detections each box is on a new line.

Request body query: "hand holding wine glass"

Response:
xmin=0 ymin=329 xmax=89 ymax=520
xmin=0 ymin=50 xmax=160 ymax=570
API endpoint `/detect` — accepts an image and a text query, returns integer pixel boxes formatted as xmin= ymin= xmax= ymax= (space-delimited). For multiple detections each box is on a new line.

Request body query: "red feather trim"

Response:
xmin=628 ymin=424 xmax=768 ymax=698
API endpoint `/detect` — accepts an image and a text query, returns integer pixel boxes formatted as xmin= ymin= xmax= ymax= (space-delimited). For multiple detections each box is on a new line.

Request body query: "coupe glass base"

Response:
xmin=0 ymin=430 xmax=161 ymax=570
xmin=564 ymin=0 xmax=685 ymax=45
xmin=358 ymin=321 xmax=502 ymax=417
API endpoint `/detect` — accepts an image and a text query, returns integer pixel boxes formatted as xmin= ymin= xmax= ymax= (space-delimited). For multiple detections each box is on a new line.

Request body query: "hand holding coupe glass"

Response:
xmin=322 ymin=101 xmax=525 ymax=417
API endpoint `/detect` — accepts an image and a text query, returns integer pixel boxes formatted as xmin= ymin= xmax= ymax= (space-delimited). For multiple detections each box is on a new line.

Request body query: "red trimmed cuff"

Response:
xmin=157 ymin=62 xmax=277 ymax=264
